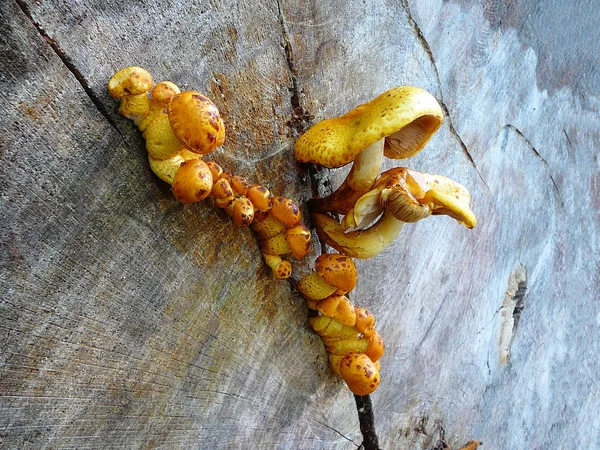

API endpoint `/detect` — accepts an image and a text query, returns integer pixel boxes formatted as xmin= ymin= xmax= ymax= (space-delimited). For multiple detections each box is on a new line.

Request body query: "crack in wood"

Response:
xmin=401 ymin=0 xmax=492 ymax=195
xmin=14 ymin=0 xmax=124 ymax=138
xmin=276 ymin=0 xmax=313 ymax=138
xmin=505 ymin=124 xmax=564 ymax=207
xmin=314 ymin=418 xmax=360 ymax=447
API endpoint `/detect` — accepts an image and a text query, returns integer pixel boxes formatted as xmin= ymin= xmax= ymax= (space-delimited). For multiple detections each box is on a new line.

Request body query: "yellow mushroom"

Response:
xmin=313 ymin=167 xmax=477 ymax=258
xmin=171 ymin=159 xmax=213 ymax=203
xmin=107 ymin=66 xmax=153 ymax=124
xmin=297 ymin=253 xmax=357 ymax=300
xmin=338 ymin=353 xmax=381 ymax=396
xmin=295 ymin=86 xmax=443 ymax=215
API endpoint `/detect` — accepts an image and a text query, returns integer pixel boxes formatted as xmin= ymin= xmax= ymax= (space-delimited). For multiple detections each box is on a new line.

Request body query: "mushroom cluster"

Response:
xmin=108 ymin=67 xmax=478 ymax=400
xmin=108 ymin=66 xmax=311 ymax=278
xmin=298 ymin=254 xmax=384 ymax=395
xmin=295 ymin=86 xmax=477 ymax=258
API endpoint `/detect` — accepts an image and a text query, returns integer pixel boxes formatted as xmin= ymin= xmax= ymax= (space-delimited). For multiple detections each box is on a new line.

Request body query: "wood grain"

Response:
xmin=1 ymin=0 xmax=599 ymax=448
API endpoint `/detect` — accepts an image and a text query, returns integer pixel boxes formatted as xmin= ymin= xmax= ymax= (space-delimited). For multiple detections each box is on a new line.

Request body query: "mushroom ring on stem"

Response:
xmin=294 ymin=86 xmax=444 ymax=215
xmin=312 ymin=167 xmax=477 ymax=259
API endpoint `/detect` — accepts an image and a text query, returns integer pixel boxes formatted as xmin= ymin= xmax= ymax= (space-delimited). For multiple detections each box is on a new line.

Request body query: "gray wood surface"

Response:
xmin=1 ymin=0 xmax=598 ymax=448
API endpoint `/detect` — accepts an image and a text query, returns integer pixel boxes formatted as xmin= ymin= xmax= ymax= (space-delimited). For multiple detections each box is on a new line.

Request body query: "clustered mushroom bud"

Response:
xmin=294 ymin=85 xmax=477 ymax=259
xmin=108 ymin=66 xmax=225 ymax=203
xmin=298 ymin=254 xmax=384 ymax=396
xmin=108 ymin=67 xmax=312 ymax=279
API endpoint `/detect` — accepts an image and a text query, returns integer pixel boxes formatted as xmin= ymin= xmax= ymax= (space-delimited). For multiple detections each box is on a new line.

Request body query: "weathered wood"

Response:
xmin=1 ymin=0 xmax=599 ymax=449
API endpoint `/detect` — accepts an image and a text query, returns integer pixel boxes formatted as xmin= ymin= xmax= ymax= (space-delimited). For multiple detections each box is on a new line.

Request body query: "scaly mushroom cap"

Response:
xmin=295 ymin=86 xmax=443 ymax=168
xmin=227 ymin=197 xmax=255 ymax=227
xmin=107 ymin=66 xmax=153 ymax=98
xmin=205 ymin=161 xmax=223 ymax=180
xmin=338 ymin=353 xmax=380 ymax=396
xmin=168 ymin=91 xmax=225 ymax=155
xmin=172 ymin=159 xmax=213 ymax=203
xmin=314 ymin=254 xmax=357 ymax=293
xmin=270 ymin=197 xmax=302 ymax=227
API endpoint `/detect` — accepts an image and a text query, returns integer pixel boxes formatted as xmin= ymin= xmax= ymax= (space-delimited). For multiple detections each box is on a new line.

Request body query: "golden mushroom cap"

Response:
xmin=172 ymin=159 xmax=213 ymax=203
xmin=284 ymin=224 xmax=312 ymax=259
xmin=338 ymin=353 xmax=380 ymax=396
xmin=315 ymin=254 xmax=357 ymax=293
xmin=151 ymin=81 xmax=181 ymax=103
xmin=168 ymin=91 xmax=225 ymax=155
xmin=294 ymin=86 xmax=443 ymax=168
xmin=270 ymin=197 xmax=302 ymax=227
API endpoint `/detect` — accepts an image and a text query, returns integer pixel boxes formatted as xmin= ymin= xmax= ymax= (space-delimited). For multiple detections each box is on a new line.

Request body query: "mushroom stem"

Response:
xmin=311 ymin=210 xmax=404 ymax=259
xmin=310 ymin=138 xmax=385 ymax=215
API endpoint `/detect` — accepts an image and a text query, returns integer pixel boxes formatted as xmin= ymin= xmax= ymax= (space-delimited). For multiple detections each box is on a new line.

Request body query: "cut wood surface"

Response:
xmin=1 ymin=0 xmax=598 ymax=448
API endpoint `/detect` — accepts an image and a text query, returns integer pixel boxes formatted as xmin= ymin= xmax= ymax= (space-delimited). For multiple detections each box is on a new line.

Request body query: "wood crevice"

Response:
xmin=13 ymin=0 xmax=124 ymax=138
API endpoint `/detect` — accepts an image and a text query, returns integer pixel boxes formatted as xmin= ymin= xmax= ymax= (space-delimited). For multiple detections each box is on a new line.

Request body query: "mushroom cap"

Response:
xmin=338 ymin=353 xmax=380 ymax=396
xmin=227 ymin=197 xmax=255 ymax=227
xmin=247 ymin=185 xmax=271 ymax=212
xmin=108 ymin=66 xmax=153 ymax=98
xmin=172 ymin=159 xmax=213 ymax=203
xmin=284 ymin=224 xmax=312 ymax=259
xmin=315 ymin=254 xmax=357 ymax=293
xmin=270 ymin=197 xmax=302 ymax=227
xmin=168 ymin=91 xmax=225 ymax=155
xmin=151 ymin=81 xmax=181 ymax=103
xmin=294 ymin=86 xmax=443 ymax=168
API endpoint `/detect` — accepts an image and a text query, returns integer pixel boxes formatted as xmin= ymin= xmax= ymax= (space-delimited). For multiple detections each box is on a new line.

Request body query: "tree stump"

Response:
xmin=1 ymin=1 xmax=598 ymax=448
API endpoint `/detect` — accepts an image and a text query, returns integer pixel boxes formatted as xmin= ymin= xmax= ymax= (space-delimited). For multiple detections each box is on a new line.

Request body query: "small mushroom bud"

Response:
xmin=270 ymin=197 xmax=302 ymax=227
xmin=172 ymin=159 xmax=213 ymax=203
xmin=263 ymin=254 xmax=292 ymax=279
xmin=247 ymin=185 xmax=271 ymax=212
xmin=365 ymin=330 xmax=385 ymax=362
xmin=205 ymin=161 xmax=223 ymax=180
xmin=338 ymin=353 xmax=380 ymax=396
xmin=315 ymin=254 xmax=357 ymax=293
xmin=212 ymin=178 xmax=234 ymax=200
xmin=231 ymin=175 xmax=250 ymax=196
xmin=139 ymin=81 xmax=182 ymax=132
xmin=355 ymin=307 xmax=376 ymax=338
xmin=227 ymin=197 xmax=255 ymax=227
xmin=107 ymin=66 xmax=153 ymax=124
xmin=284 ymin=224 xmax=312 ymax=259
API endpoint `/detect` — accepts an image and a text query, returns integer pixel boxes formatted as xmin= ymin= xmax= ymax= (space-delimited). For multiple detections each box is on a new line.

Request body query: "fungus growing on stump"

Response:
xmin=295 ymin=86 xmax=444 ymax=215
